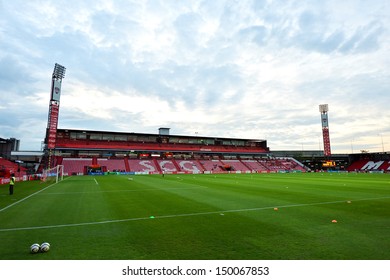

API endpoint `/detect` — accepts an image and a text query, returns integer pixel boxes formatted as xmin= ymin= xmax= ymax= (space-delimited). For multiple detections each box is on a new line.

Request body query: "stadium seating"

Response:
xmin=241 ymin=160 xmax=269 ymax=172
xmin=220 ymin=160 xmax=252 ymax=172
xmin=0 ymin=158 xmax=26 ymax=176
xmin=157 ymin=159 xmax=179 ymax=173
xmin=198 ymin=159 xmax=225 ymax=172
xmin=259 ymin=159 xmax=287 ymax=172
xmin=127 ymin=159 xmax=159 ymax=173
xmin=97 ymin=158 xmax=126 ymax=172
xmin=346 ymin=159 xmax=390 ymax=172
xmin=175 ymin=160 xmax=204 ymax=173
xmin=277 ymin=158 xmax=307 ymax=172
xmin=62 ymin=158 xmax=92 ymax=175
xmin=347 ymin=160 xmax=367 ymax=171
xmin=57 ymin=157 xmax=309 ymax=175
xmin=241 ymin=158 xmax=307 ymax=172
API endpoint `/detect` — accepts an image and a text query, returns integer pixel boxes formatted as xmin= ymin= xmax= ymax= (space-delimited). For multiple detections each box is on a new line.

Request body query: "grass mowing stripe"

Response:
xmin=0 ymin=177 xmax=71 ymax=213
xmin=39 ymin=186 xmax=207 ymax=195
xmin=1 ymin=195 xmax=388 ymax=233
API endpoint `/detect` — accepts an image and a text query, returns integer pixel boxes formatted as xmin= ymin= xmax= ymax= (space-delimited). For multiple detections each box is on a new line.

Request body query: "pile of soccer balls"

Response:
xmin=30 ymin=242 xmax=50 ymax=254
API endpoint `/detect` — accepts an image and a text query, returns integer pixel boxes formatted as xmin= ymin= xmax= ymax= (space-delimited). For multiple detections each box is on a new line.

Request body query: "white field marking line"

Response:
xmin=0 ymin=177 xmax=71 ymax=213
xmin=93 ymin=178 xmax=99 ymax=185
xmin=38 ymin=186 xmax=207 ymax=195
xmin=0 ymin=196 xmax=389 ymax=233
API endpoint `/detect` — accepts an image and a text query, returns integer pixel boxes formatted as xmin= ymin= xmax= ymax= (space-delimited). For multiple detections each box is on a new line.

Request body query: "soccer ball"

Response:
xmin=30 ymin=243 xmax=40 ymax=254
xmin=40 ymin=242 xmax=50 ymax=252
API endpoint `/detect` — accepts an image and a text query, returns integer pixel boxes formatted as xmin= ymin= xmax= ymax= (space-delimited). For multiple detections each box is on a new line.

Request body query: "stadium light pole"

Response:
xmin=45 ymin=63 xmax=66 ymax=170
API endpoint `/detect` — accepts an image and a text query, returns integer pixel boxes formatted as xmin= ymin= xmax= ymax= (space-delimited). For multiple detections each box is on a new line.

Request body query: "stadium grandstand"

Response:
xmin=40 ymin=125 xmax=389 ymax=176
xmin=43 ymin=128 xmax=308 ymax=176
xmin=346 ymin=153 xmax=390 ymax=172
xmin=2 ymin=128 xmax=389 ymax=184
xmin=0 ymin=137 xmax=27 ymax=180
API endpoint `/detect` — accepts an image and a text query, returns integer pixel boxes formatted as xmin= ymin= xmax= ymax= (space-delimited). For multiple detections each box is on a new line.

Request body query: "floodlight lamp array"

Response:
xmin=53 ymin=63 xmax=66 ymax=79
xmin=319 ymin=104 xmax=328 ymax=113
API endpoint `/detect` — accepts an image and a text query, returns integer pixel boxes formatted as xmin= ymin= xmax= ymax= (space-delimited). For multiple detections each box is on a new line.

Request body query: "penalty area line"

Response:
xmin=0 ymin=196 xmax=389 ymax=233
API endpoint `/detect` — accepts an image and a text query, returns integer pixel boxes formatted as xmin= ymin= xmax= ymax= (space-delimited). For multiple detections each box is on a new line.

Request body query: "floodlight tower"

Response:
xmin=44 ymin=63 xmax=66 ymax=169
xmin=319 ymin=104 xmax=331 ymax=157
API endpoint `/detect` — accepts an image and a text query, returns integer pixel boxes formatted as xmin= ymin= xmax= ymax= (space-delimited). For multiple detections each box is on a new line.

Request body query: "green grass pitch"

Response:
xmin=0 ymin=173 xmax=389 ymax=260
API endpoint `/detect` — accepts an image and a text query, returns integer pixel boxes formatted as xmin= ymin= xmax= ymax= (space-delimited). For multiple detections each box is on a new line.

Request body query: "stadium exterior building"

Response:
xmin=0 ymin=137 xmax=20 ymax=160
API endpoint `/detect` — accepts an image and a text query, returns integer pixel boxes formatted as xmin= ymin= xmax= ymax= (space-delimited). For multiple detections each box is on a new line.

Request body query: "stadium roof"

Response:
xmin=57 ymin=128 xmax=267 ymax=142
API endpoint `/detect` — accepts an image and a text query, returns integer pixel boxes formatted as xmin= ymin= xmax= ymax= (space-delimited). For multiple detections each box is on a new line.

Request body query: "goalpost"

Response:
xmin=42 ymin=165 xmax=64 ymax=183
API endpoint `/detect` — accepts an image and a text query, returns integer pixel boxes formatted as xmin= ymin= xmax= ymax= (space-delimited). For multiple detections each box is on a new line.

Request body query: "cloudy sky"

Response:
xmin=0 ymin=0 xmax=389 ymax=153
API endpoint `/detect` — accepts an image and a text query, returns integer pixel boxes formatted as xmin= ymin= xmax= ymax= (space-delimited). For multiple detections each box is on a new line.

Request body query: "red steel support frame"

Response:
xmin=322 ymin=127 xmax=331 ymax=157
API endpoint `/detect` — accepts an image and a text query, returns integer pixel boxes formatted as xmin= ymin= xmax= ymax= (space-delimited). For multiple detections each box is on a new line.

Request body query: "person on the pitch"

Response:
xmin=9 ymin=173 xmax=15 ymax=195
